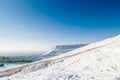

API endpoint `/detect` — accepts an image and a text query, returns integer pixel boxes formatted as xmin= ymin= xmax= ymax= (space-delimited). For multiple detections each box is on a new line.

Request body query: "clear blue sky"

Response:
xmin=0 ymin=0 xmax=120 ymax=51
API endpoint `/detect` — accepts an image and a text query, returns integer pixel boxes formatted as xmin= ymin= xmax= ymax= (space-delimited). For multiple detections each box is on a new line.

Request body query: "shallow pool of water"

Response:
xmin=0 ymin=62 xmax=23 ymax=70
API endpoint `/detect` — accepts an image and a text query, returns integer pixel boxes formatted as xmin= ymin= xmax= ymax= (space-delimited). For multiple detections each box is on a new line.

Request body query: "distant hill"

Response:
xmin=35 ymin=44 xmax=87 ymax=61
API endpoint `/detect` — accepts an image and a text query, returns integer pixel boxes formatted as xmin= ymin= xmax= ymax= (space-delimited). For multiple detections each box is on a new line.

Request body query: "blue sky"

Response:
xmin=0 ymin=0 xmax=120 ymax=51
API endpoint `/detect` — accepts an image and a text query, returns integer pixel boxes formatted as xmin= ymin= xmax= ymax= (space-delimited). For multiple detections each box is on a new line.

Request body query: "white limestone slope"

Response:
xmin=1 ymin=35 xmax=120 ymax=80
